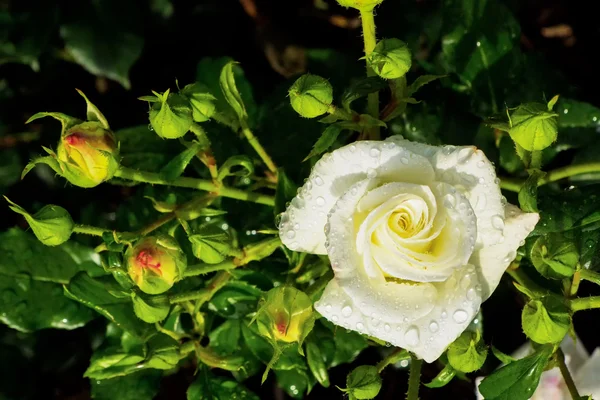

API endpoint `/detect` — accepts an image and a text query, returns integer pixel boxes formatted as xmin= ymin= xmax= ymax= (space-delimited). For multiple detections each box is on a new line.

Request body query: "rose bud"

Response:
xmin=255 ymin=286 xmax=315 ymax=346
xmin=288 ymin=74 xmax=333 ymax=119
xmin=125 ymin=235 xmax=187 ymax=295
xmin=367 ymin=38 xmax=412 ymax=79
xmin=56 ymin=121 xmax=119 ymax=188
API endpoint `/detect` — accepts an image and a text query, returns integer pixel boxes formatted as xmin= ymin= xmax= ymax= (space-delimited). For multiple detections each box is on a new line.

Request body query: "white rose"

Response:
xmin=278 ymin=136 xmax=539 ymax=362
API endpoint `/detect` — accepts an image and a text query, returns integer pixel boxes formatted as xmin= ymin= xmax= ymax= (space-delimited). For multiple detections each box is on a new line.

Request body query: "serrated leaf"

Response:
xmin=131 ymin=293 xmax=170 ymax=323
xmin=447 ymin=331 xmax=487 ymax=373
xmin=187 ymin=367 xmax=260 ymax=400
xmin=90 ymin=370 xmax=162 ymax=400
xmin=522 ymin=296 xmax=571 ymax=344
xmin=159 ymin=141 xmax=204 ymax=182
xmin=518 ymin=169 xmax=546 ymax=213
xmin=407 ymin=74 xmax=446 ymax=97
xmin=509 ymin=102 xmax=559 ymax=151
xmin=491 ymin=345 xmax=517 ymax=364
xmin=343 ymin=365 xmax=382 ymax=400
xmin=341 ymin=76 xmax=387 ymax=113
xmin=303 ymin=124 xmax=343 ymax=161
xmin=189 ymin=225 xmax=232 ymax=264
xmin=478 ymin=345 xmax=552 ymax=400
xmin=531 ymin=233 xmax=578 ymax=279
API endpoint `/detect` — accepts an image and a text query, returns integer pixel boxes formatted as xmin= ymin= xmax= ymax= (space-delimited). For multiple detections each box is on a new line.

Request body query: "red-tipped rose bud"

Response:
xmin=125 ymin=235 xmax=187 ymax=294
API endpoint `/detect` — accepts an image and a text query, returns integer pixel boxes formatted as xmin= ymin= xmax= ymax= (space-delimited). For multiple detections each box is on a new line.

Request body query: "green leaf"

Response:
xmin=447 ymin=331 xmax=487 ymax=373
xmin=0 ymin=149 xmax=22 ymax=190
xmin=219 ymin=61 xmax=248 ymax=123
xmin=342 ymin=365 xmax=382 ymax=400
xmin=491 ymin=345 xmax=517 ymax=364
xmin=274 ymin=368 xmax=313 ymax=399
xmin=406 ymin=74 xmax=447 ymax=97
xmin=188 ymin=225 xmax=232 ymax=264
xmin=366 ymin=38 xmax=412 ymax=80
xmin=5 ymin=197 xmax=74 ymax=246
xmin=531 ymin=233 xmax=579 ymax=279
xmin=303 ymin=124 xmax=344 ymax=161
xmin=341 ymin=76 xmax=387 ymax=113
xmin=90 ymin=370 xmax=162 ymax=400
xmin=478 ymin=345 xmax=553 ymax=400
xmin=509 ymin=102 xmax=559 ymax=151
xmin=131 ymin=293 xmax=170 ymax=323
xmin=64 ymin=272 xmax=155 ymax=340
xmin=217 ymin=155 xmax=254 ymax=181
xmin=115 ymin=125 xmax=181 ymax=172
xmin=25 ymin=111 xmax=81 ymax=134
xmin=208 ymin=281 xmax=262 ymax=319
xmin=498 ymin=134 xmax=524 ymax=174
xmin=322 ymin=320 xmax=368 ymax=366
xmin=187 ymin=367 xmax=260 ymax=400
xmin=76 ymin=89 xmax=110 ymax=129
xmin=241 ymin=323 xmax=306 ymax=371
xmin=522 ymin=296 xmax=571 ymax=344
xmin=159 ymin=141 xmax=205 ymax=182
xmin=424 ymin=364 xmax=457 ymax=388
xmin=518 ymin=169 xmax=546 ymax=213
xmin=306 ymin=339 xmax=330 ymax=387
xmin=209 ymin=319 xmax=242 ymax=355
xmin=60 ymin=0 xmax=143 ymax=88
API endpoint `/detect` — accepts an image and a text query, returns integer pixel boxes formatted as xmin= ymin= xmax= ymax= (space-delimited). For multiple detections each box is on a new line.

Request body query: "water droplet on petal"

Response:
xmin=285 ymin=230 xmax=296 ymax=239
xmin=370 ymin=148 xmax=381 ymax=157
xmin=429 ymin=321 xmax=439 ymax=333
xmin=466 ymin=288 xmax=476 ymax=300
xmin=443 ymin=194 xmax=456 ymax=209
xmin=367 ymin=168 xmax=377 ymax=178
xmin=342 ymin=306 xmax=353 ymax=317
xmin=349 ymin=145 xmax=356 ymax=152
xmin=404 ymin=326 xmax=420 ymax=346
xmin=314 ymin=176 xmax=324 ymax=186
xmin=477 ymin=160 xmax=485 ymax=168
xmin=325 ymin=304 xmax=332 ymax=311
xmin=356 ymin=322 xmax=364 ymax=330
xmin=316 ymin=197 xmax=326 ymax=206
xmin=476 ymin=194 xmax=487 ymax=210
xmin=331 ymin=315 xmax=339 ymax=322
xmin=401 ymin=157 xmax=409 ymax=164
xmin=491 ymin=215 xmax=505 ymax=230
xmin=441 ymin=311 xmax=448 ymax=319
xmin=453 ymin=309 xmax=468 ymax=323
xmin=384 ymin=324 xmax=391 ymax=332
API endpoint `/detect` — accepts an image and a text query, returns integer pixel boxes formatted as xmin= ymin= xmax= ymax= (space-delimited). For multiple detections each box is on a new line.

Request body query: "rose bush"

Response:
xmin=279 ymin=135 xmax=539 ymax=362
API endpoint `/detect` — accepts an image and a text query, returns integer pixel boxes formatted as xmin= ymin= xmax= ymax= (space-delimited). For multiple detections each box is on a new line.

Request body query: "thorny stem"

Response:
xmin=406 ymin=354 xmax=422 ymax=400
xmin=73 ymin=224 xmax=109 ymax=237
xmin=500 ymin=162 xmax=600 ymax=192
xmin=579 ymin=269 xmax=600 ymax=286
xmin=359 ymin=7 xmax=380 ymax=140
xmin=376 ymin=348 xmax=410 ymax=373
xmin=569 ymin=296 xmax=600 ymax=312
xmin=113 ymin=166 xmax=275 ymax=206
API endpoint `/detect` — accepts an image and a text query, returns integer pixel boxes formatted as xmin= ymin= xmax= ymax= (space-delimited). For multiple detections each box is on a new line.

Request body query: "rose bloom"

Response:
xmin=278 ymin=136 xmax=539 ymax=362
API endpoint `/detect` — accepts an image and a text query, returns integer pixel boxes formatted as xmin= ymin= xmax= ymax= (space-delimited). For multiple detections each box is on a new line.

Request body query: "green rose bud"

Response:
xmin=5 ymin=197 xmax=73 ymax=246
xmin=336 ymin=0 xmax=384 ymax=10
xmin=341 ymin=365 xmax=382 ymax=400
xmin=180 ymin=83 xmax=217 ymax=122
xmin=23 ymin=90 xmax=119 ymax=188
xmin=255 ymin=286 xmax=315 ymax=345
xmin=531 ymin=233 xmax=579 ymax=280
xmin=56 ymin=121 xmax=119 ymax=187
xmin=288 ymin=74 xmax=333 ymax=118
xmin=509 ymin=98 xmax=559 ymax=151
xmin=125 ymin=235 xmax=187 ymax=294
xmin=447 ymin=331 xmax=488 ymax=373
xmin=147 ymin=89 xmax=193 ymax=139
xmin=366 ymin=38 xmax=412 ymax=79
xmin=522 ymin=296 xmax=571 ymax=344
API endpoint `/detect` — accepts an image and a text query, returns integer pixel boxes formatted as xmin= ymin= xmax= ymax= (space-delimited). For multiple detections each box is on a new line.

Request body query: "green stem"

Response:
xmin=569 ymin=270 xmax=581 ymax=297
xmin=499 ymin=162 xmax=600 ymax=193
xmin=183 ymin=261 xmax=236 ymax=277
xmin=376 ymin=348 xmax=410 ymax=373
xmin=570 ymin=296 xmax=600 ymax=312
xmin=73 ymin=224 xmax=109 ymax=237
xmin=530 ymin=150 xmax=543 ymax=170
xmin=169 ymin=272 xmax=231 ymax=305
xmin=240 ymin=121 xmax=278 ymax=176
xmin=179 ymin=340 xmax=197 ymax=357
xmin=557 ymin=347 xmax=582 ymax=400
xmin=580 ymin=269 xmax=600 ymax=286
xmin=406 ymin=354 xmax=422 ymax=400
xmin=113 ymin=166 xmax=274 ymax=206
xmin=137 ymin=213 xmax=176 ymax=236
xmin=359 ymin=7 xmax=380 ymax=140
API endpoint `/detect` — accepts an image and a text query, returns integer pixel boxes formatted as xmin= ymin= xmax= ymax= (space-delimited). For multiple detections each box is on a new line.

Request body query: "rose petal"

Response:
xmin=386 ymin=136 xmax=505 ymax=248
xmin=315 ymin=265 xmax=483 ymax=363
xmin=573 ymin=348 xmax=600 ymax=398
xmin=470 ymin=203 xmax=539 ymax=300
xmin=279 ymin=140 xmax=435 ymax=254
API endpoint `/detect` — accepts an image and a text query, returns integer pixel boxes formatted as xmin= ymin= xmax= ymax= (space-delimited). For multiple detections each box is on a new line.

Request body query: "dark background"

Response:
xmin=1 ymin=0 xmax=600 ymax=398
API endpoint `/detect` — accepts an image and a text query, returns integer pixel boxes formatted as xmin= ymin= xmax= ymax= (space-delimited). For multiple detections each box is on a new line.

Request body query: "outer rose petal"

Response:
xmin=573 ymin=348 xmax=600 ymax=398
xmin=470 ymin=203 xmax=540 ymax=300
xmin=386 ymin=136 xmax=505 ymax=248
xmin=279 ymin=140 xmax=435 ymax=254
xmin=315 ymin=265 xmax=482 ymax=363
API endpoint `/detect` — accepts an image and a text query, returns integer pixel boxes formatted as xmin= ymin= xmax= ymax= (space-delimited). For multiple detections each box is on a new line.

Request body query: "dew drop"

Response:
xmin=367 ymin=168 xmax=377 ymax=178
xmin=476 ymin=194 xmax=487 ymax=210
xmin=441 ymin=310 xmax=448 ymax=319
xmin=349 ymin=145 xmax=356 ymax=152
xmin=316 ymin=197 xmax=326 ymax=206
xmin=491 ymin=215 xmax=505 ymax=230
xmin=466 ymin=288 xmax=476 ymax=300
xmin=443 ymin=194 xmax=456 ymax=209
xmin=325 ymin=304 xmax=332 ymax=311
xmin=460 ymin=275 xmax=472 ymax=289
xmin=370 ymin=148 xmax=381 ymax=157
xmin=384 ymin=324 xmax=391 ymax=332
xmin=404 ymin=326 xmax=420 ymax=346
xmin=286 ymin=230 xmax=296 ymax=239
xmin=429 ymin=321 xmax=439 ymax=333
xmin=350 ymin=187 xmax=358 ymax=195
xmin=314 ymin=176 xmax=324 ymax=186
xmin=331 ymin=315 xmax=339 ymax=322
xmin=342 ymin=306 xmax=353 ymax=317
xmin=477 ymin=160 xmax=485 ymax=168
xmin=356 ymin=322 xmax=365 ymax=330
xmin=453 ymin=309 xmax=468 ymax=323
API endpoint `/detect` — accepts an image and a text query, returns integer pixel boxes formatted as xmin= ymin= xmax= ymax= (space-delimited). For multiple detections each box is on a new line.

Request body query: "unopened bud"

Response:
xmin=367 ymin=38 xmax=412 ymax=79
xmin=148 ymin=89 xmax=193 ymax=139
xmin=180 ymin=83 xmax=217 ymax=123
xmin=125 ymin=235 xmax=187 ymax=294
xmin=289 ymin=74 xmax=333 ymax=118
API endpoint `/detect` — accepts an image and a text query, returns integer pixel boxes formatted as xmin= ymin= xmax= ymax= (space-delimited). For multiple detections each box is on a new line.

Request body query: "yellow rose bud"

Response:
xmin=125 ymin=235 xmax=187 ymax=295
xmin=56 ymin=121 xmax=119 ymax=188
